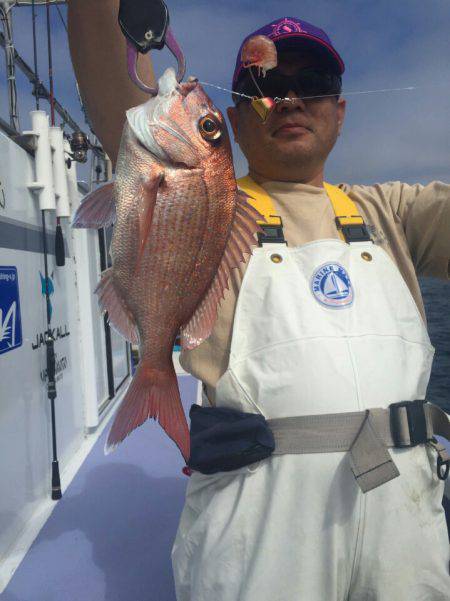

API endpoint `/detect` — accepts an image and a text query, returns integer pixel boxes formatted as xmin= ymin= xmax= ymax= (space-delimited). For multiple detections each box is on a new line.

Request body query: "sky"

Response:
xmin=6 ymin=0 xmax=450 ymax=186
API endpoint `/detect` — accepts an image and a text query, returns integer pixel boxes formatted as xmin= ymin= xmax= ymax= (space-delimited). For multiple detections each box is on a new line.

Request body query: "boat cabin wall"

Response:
xmin=0 ymin=130 xmax=123 ymax=565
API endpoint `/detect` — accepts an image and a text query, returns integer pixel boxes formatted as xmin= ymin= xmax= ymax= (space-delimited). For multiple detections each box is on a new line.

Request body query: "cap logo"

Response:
xmin=271 ymin=18 xmax=304 ymax=37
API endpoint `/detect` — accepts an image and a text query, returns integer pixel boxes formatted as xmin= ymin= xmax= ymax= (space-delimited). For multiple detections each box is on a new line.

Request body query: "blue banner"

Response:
xmin=0 ymin=266 xmax=23 ymax=355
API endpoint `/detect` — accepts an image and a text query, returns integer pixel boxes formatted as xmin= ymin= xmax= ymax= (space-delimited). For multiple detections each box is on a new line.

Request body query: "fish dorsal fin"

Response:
xmin=95 ymin=268 xmax=139 ymax=344
xmin=72 ymin=182 xmax=116 ymax=229
xmin=180 ymin=190 xmax=264 ymax=350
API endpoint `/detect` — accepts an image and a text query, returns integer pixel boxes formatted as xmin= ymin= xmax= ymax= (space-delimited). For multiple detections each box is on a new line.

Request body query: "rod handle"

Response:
xmin=51 ymin=460 xmax=62 ymax=500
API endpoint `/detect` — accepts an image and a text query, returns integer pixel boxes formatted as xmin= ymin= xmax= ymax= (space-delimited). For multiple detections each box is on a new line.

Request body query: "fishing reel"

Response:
xmin=68 ymin=131 xmax=90 ymax=164
xmin=66 ymin=131 xmax=106 ymax=168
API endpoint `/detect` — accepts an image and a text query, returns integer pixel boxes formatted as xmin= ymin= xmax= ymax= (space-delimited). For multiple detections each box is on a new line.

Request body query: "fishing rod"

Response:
xmin=31 ymin=0 xmax=39 ymax=109
xmin=44 ymin=0 xmax=66 ymax=268
xmin=29 ymin=0 xmax=62 ymax=500
xmin=41 ymin=205 xmax=62 ymax=501
xmin=46 ymin=0 xmax=62 ymax=499
xmin=45 ymin=0 xmax=55 ymax=126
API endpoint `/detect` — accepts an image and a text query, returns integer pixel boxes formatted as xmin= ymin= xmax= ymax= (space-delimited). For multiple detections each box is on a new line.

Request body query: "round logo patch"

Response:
xmin=311 ymin=262 xmax=354 ymax=309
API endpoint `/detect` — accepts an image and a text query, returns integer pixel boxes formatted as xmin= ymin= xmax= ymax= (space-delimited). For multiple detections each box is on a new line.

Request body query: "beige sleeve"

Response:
xmin=385 ymin=181 xmax=450 ymax=279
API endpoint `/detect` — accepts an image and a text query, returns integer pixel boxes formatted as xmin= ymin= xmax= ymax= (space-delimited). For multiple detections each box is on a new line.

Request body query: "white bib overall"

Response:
xmin=172 ymin=188 xmax=450 ymax=601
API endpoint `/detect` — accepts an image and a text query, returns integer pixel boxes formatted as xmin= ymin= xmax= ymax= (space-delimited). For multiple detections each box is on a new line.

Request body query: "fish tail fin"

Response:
xmin=105 ymin=360 xmax=190 ymax=461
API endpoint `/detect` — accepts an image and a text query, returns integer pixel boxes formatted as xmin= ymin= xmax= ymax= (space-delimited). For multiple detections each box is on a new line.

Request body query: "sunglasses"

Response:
xmin=233 ymin=67 xmax=342 ymax=104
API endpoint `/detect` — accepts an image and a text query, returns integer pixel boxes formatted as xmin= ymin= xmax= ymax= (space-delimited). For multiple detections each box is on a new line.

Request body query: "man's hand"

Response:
xmin=68 ymin=0 xmax=156 ymax=167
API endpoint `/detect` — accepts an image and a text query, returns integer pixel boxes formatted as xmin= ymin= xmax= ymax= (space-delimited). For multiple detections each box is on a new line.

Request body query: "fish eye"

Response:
xmin=198 ymin=115 xmax=222 ymax=141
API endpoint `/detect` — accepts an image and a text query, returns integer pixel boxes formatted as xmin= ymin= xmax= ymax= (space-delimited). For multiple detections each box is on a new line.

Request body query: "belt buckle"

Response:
xmin=389 ymin=400 xmax=428 ymax=447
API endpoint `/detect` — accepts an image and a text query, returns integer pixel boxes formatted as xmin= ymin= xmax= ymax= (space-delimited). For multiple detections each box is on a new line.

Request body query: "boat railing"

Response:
xmin=0 ymin=0 xmax=105 ymax=167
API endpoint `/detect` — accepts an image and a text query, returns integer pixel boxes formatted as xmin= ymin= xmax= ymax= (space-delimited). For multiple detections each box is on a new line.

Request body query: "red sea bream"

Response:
xmin=73 ymin=68 xmax=263 ymax=461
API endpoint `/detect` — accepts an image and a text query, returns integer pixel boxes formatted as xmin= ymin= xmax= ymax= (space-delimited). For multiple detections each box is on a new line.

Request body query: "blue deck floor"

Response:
xmin=2 ymin=376 xmax=449 ymax=601
xmin=2 ymin=376 xmax=197 ymax=601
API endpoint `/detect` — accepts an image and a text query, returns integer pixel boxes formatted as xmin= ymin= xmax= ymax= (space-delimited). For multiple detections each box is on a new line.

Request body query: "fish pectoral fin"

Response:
xmin=72 ymin=182 xmax=116 ymax=229
xmin=95 ymin=268 xmax=139 ymax=344
xmin=180 ymin=190 xmax=264 ymax=350
xmin=105 ymin=361 xmax=190 ymax=462
xmin=134 ymin=170 xmax=164 ymax=274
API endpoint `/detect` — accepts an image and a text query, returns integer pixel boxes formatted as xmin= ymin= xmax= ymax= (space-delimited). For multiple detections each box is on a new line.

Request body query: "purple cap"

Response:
xmin=232 ymin=17 xmax=345 ymax=90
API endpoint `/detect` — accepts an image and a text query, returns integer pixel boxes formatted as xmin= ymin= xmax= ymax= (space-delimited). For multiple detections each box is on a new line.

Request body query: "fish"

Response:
xmin=72 ymin=68 xmax=264 ymax=461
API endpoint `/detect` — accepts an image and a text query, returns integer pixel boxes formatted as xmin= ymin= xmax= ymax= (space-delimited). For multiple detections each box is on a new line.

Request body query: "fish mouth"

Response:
xmin=177 ymin=77 xmax=199 ymax=97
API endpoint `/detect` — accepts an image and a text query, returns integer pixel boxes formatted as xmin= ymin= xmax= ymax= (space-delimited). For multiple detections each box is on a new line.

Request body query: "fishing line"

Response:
xmin=248 ymin=66 xmax=265 ymax=98
xmin=50 ymin=1 xmax=90 ymax=128
xmin=198 ymin=80 xmax=446 ymax=103
xmin=55 ymin=2 xmax=66 ymax=33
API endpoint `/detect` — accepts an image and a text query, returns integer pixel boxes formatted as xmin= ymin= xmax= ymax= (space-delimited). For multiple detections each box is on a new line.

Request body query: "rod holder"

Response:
xmin=24 ymin=110 xmax=56 ymax=211
xmin=49 ymin=127 xmax=70 ymax=218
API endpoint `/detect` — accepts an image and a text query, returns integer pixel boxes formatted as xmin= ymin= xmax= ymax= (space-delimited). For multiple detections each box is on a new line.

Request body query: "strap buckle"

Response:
xmin=335 ymin=217 xmax=371 ymax=243
xmin=428 ymin=437 xmax=450 ymax=481
xmin=389 ymin=400 xmax=428 ymax=447
xmin=437 ymin=455 xmax=450 ymax=480
xmin=257 ymin=216 xmax=287 ymax=246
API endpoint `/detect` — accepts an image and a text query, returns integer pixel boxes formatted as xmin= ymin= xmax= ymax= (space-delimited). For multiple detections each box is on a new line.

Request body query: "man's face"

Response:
xmin=227 ymin=51 xmax=346 ymax=182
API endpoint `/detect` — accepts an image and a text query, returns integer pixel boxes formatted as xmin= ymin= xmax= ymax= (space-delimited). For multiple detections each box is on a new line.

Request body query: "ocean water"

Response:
xmin=420 ymin=278 xmax=450 ymax=413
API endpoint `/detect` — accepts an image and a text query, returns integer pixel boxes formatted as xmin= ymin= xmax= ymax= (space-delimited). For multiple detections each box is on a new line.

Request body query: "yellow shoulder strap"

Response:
xmin=238 ymin=176 xmax=368 ymax=243
xmin=323 ymin=182 xmax=369 ymax=243
xmin=323 ymin=182 xmax=363 ymax=225
xmin=237 ymin=176 xmax=282 ymax=226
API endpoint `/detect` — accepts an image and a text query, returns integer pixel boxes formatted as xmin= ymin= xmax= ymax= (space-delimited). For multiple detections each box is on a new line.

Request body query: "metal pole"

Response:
xmin=0 ymin=1 xmax=19 ymax=130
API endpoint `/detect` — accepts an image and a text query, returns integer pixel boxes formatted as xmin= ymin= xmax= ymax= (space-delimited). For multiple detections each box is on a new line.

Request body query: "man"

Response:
xmin=68 ymin=5 xmax=450 ymax=600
